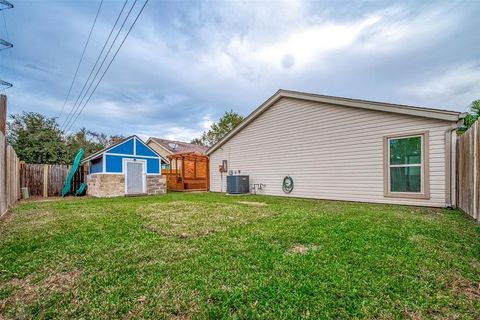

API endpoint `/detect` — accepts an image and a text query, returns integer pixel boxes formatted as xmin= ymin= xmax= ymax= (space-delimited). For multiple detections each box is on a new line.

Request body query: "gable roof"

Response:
xmin=207 ymin=89 xmax=465 ymax=155
xmin=147 ymin=137 xmax=209 ymax=155
xmin=82 ymin=135 xmax=168 ymax=163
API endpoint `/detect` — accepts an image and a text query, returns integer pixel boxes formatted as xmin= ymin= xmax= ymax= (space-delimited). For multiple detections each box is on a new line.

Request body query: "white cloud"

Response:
xmin=251 ymin=15 xmax=381 ymax=70
xmin=121 ymin=1 xmax=463 ymax=97
xmin=201 ymin=115 xmax=213 ymax=130
xmin=6 ymin=0 xmax=480 ymax=140
xmin=399 ymin=63 xmax=480 ymax=110
xmin=135 ymin=123 xmax=204 ymax=143
xmin=358 ymin=5 xmax=461 ymax=53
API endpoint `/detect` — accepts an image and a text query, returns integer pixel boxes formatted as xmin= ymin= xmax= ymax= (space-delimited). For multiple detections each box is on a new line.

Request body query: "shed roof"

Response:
xmin=82 ymin=135 xmax=167 ymax=163
xmin=207 ymin=89 xmax=465 ymax=155
xmin=147 ymin=137 xmax=209 ymax=155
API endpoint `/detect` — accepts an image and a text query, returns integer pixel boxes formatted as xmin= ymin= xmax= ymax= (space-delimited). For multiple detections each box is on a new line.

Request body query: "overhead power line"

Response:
xmin=58 ymin=0 xmax=103 ymax=118
xmin=65 ymin=0 xmax=149 ymax=133
xmin=3 ymin=11 xmax=17 ymax=89
xmin=0 ymin=1 xmax=13 ymax=10
xmin=61 ymin=0 xmax=130 ymax=130
xmin=0 ymin=0 xmax=12 ymax=92
xmin=0 ymin=38 xmax=12 ymax=50
xmin=0 ymin=79 xmax=12 ymax=89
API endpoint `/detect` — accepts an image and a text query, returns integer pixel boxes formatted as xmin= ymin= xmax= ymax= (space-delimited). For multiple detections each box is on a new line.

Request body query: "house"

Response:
xmin=146 ymin=138 xmax=209 ymax=191
xmin=207 ymin=90 xmax=464 ymax=207
xmin=82 ymin=136 xmax=168 ymax=197
xmin=146 ymin=138 xmax=208 ymax=165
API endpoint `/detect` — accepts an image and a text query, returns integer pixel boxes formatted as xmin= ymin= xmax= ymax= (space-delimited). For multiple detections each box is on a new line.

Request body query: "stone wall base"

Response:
xmin=147 ymin=175 xmax=167 ymax=195
xmin=87 ymin=174 xmax=167 ymax=197
xmin=87 ymin=174 xmax=125 ymax=197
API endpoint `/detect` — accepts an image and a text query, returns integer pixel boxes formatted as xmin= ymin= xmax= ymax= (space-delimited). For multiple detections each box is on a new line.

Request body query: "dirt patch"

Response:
xmin=169 ymin=314 xmax=192 ymax=320
xmin=237 ymin=201 xmax=268 ymax=207
xmin=138 ymin=201 xmax=275 ymax=238
xmin=471 ymin=261 xmax=480 ymax=272
xmin=408 ymin=234 xmax=428 ymax=243
xmin=20 ymin=197 xmax=70 ymax=203
xmin=288 ymin=244 xmax=321 ymax=255
xmin=0 ymin=270 xmax=81 ymax=316
xmin=123 ymin=295 xmax=148 ymax=320
xmin=450 ymin=275 xmax=480 ymax=300
xmin=403 ymin=309 xmax=423 ymax=320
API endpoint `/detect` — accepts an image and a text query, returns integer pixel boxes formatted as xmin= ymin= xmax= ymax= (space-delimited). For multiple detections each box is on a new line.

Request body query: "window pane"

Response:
xmin=390 ymin=166 xmax=421 ymax=192
xmin=390 ymin=136 xmax=421 ymax=165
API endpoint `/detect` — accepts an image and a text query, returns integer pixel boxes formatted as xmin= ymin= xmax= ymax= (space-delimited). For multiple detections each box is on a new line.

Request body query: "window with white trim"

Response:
xmin=388 ymin=135 xmax=423 ymax=194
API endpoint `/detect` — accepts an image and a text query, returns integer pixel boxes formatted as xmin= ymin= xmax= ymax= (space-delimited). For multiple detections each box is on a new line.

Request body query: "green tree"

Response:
xmin=458 ymin=99 xmax=480 ymax=134
xmin=65 ymin=129 xmax=125 ymax=161
xmin=7 ymin=112 xmax=124 ymax=164
xmin=191 ymin=110 xmax=244 ymax=146
xmin=7 ymin=112 xmax=67 ymax=164
xmin=66 ymin=128 xmax=103 ymax=159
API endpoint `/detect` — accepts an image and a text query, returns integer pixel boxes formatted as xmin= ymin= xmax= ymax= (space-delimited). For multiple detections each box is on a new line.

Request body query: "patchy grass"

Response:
xmin=0 ymin=193 xmax=479 ymax=319
xmin=287 ymin=244 xmax=321 ymax=255
xmin=138 ymin=200 xmax=275 ymax=238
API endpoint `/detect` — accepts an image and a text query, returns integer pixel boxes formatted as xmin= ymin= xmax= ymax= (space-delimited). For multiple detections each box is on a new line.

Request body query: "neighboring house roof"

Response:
xmin=207 ymin=89 xmax=465 ymax=155
xmin=147 ymin=137 xmax=209 ymax=155
xmin=82 ymin=135 xmax=167 ymax=163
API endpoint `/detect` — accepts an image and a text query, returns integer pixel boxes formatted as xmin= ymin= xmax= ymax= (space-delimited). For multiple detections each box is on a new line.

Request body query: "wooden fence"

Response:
xmin=19 ymin=163 xmax=86 ymax=198
xmin=0 ymin=131 xmax=20 ymax=217
xmin=457 ymin=121 xmax=479 ymax=222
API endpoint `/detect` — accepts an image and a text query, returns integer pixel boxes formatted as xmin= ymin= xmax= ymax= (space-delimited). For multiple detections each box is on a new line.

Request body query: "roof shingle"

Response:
xmin=149 ymin=137 xmax=209 ymax=154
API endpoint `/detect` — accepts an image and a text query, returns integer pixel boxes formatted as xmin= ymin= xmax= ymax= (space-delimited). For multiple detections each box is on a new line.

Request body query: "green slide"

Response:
xmin=75 ymin=183 xmax=87 ymax=196
xmin=61 ymin=148 xmax=84 ymax=197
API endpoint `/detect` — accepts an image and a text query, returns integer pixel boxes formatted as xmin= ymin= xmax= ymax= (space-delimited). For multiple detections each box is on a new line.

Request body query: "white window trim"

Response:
xmin=388 ymin=134 xmax=424 ymax=194
xmin=383 ymin=131 xmax=430 ymax=199
xmin=105 ymin=152 xmax=160 ymax=159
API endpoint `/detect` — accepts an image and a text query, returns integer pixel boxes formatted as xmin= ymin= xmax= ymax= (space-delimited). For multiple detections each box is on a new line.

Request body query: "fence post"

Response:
xmin=0 ymin=95 xmax=6 ymax=135
xmin=0 ymin=132 xmax=5 ymax=216
xmin=475 ymin=122 xmax=479 ymax=221
xmin=43 ymin=164 xmax=48 ymax=197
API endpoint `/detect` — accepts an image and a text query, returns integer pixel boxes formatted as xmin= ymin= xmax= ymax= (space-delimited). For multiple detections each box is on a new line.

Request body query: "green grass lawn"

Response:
xmin=1 ymin=193 xmax=479 ymax=319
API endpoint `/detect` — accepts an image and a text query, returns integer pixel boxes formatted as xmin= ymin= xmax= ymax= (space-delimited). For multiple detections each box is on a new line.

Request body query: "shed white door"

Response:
xmin=126 ymin=161 xmax=145 ymax=194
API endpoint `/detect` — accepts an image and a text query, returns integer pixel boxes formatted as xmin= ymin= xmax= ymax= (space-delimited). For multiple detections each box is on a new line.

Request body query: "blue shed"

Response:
xmin=83 ymin=136 xmax=168 ymax=197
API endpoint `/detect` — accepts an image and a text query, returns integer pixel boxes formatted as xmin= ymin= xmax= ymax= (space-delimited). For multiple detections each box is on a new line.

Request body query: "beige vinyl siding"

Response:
xmin=209 ymin=97 xmax=453 ymax=207
xmin=147 ymin=142 xmax=183 ymax=169
xmin=147 ymin=142 xmax=172 ymax=162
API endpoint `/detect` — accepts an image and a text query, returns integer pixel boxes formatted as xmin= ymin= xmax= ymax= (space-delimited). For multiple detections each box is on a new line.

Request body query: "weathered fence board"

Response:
xmin=457 ymin=121 xmax=479 ymax=222
xmin=19 ymin=163 xmax=86 ymax=197
xmin=0 ymin=95 xmax=20 ymax=216
xmin=0 ymin=132 xmax=20 ymax=217
xmin=477 ymin=127 xmax=480 ymax=220
xmin=0 ymin=132 xmax=5 ymax=216
xmin=47 ymin=165 xmax=69 ymax=197
xmin=72 ymin=165 xmax=87 ymax=194
xmin=20 ymin=163 xmax=42 ymax=197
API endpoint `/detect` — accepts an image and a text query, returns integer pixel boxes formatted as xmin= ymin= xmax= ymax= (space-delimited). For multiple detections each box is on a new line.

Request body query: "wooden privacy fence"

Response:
xmin=19 ymin=163 xmax=86 ymax=197
xmin=0 ymin=131 xmax=20 ymax=217
xmin=457 ymin=121 xmax=480 ymax=222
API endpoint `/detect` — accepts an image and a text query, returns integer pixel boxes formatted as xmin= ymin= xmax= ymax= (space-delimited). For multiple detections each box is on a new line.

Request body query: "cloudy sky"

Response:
xmin=1 ymin=0 xmax=479 ymax=141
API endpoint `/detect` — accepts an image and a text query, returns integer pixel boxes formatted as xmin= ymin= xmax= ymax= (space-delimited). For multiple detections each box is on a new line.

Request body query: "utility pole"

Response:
xmin=0 ymin=0 xmax=13 ymax=90
xmin=0 ymin=94 xmax=6 ymax=134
